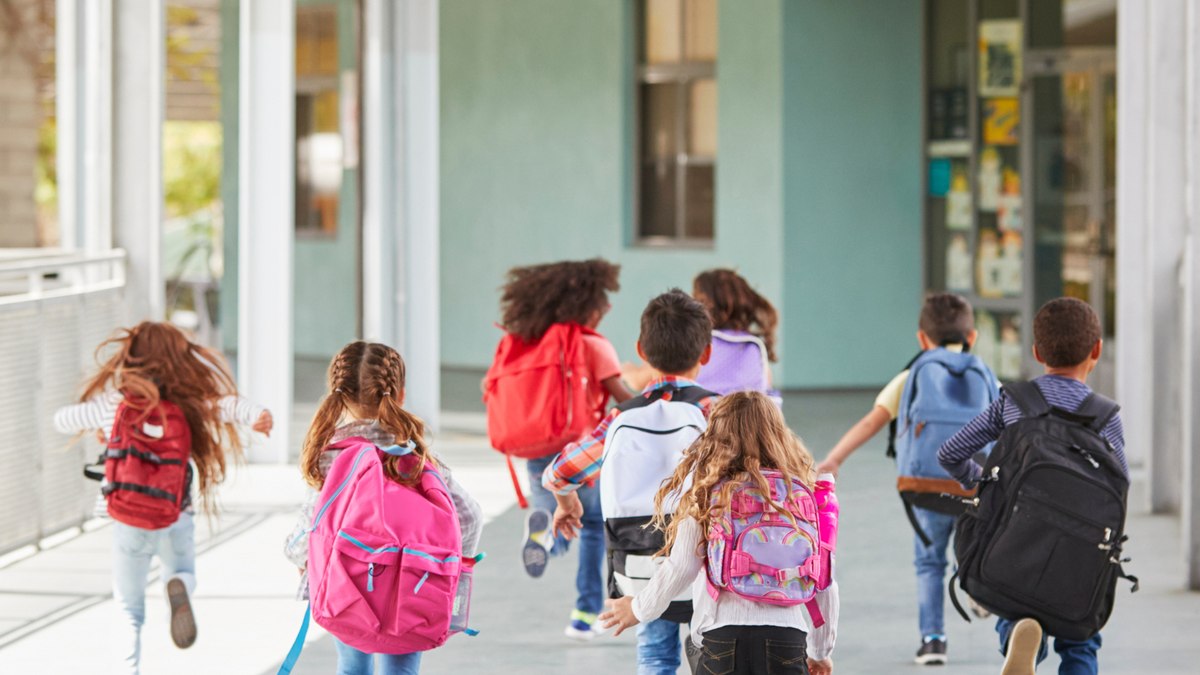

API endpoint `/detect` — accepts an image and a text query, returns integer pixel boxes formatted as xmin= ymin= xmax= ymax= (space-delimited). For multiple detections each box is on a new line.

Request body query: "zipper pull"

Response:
xmin=1083 ymin=452 xmax=1100 ymax=469
xmin=367 ymin=562 xmax=375 ymax=592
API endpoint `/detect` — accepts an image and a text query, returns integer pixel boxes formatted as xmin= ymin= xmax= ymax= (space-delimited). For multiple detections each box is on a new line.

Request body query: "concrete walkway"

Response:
xmin=1 ymin=392 xmax=1197 ymax=673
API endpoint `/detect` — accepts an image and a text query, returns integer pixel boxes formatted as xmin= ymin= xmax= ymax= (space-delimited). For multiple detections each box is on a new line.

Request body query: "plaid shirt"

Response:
xmin=541 ymin=376 xmax=717 ymax=495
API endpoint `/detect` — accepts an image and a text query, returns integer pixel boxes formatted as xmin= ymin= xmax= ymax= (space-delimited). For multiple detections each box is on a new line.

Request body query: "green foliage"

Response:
xmin=163 ymin=121 xmax=222 ymax=218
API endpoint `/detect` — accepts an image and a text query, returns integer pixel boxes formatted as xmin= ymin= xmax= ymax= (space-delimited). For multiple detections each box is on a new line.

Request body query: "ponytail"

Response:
xmin=378 ymin=394 xmax=432 ymax=486
xmin=301 ymin=391 xmax=347 ymax=488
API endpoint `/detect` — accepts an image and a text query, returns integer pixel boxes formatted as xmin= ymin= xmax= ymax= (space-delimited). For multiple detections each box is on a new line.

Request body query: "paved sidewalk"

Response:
xmin=1 ymin=392 xmax=1198 ymax=674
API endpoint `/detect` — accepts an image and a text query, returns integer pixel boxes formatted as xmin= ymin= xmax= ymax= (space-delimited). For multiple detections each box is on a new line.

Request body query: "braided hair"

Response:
xmin=300 ymin=341 xmax=430 ymax=488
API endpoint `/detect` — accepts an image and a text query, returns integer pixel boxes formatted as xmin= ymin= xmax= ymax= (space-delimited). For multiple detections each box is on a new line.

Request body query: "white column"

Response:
xmin=238 ymin=0 xmax=294 ymax=463
xmin=1182 ymin=0 xmax=1200 ymax=591
xmin=112 ymin=0 xmax=164 ymax=320
xmin=398 ymin=0 xmax=441 ymax=429
xmin=55 ymin=0 xmax=78 ymax=251
xmin=81 ymin=0 xmax=113 ymax=255
xmin=361 ymin=0 xmax=396 ymax=345
xmin=1115 ymin=0 xmax=1152 ymax=510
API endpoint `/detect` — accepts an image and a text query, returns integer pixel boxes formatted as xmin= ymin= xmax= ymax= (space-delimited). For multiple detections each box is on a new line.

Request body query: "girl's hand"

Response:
xmin=808 ymin=657 xmax=833 ymax=675
xmin=253 ymin=410 xmax=274 ymax=436
xmin=815 ymin=457 xmax=840 ymax=477
xmin=599 ymin=596 xmax=639 ymax=636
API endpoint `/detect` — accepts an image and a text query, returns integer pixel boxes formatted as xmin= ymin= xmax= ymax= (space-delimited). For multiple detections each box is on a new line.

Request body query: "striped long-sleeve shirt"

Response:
xmin=53 ymin=390 xmax=265 ymax=438
xmin=938 ymin=374 xmax=1127 ymax=486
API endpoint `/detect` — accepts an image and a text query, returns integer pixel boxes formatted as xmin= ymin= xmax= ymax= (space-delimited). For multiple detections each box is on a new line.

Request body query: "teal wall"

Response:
xmin=440 ymin=0 xmax=786 ymax=380
xmin=780 ymin=0 xmax=923 ymax=387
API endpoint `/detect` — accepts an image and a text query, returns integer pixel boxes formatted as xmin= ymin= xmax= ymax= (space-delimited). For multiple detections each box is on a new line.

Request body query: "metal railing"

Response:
xmin=0 ymin=251 xmax=127 ymax=556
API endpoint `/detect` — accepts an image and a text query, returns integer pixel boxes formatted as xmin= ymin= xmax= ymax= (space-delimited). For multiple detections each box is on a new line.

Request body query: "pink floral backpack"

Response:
xmin=279 ymin=437 xmax=478 ymax=674
xmin=705 ymin=470 xmax=839 ymax=626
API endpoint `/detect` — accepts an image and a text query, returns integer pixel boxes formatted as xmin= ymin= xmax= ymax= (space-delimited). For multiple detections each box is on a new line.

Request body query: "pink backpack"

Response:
xmin=705 ymin=471 xmax=839 ymax=626
xmin=280 ymin=437 xmax=475 ymax=673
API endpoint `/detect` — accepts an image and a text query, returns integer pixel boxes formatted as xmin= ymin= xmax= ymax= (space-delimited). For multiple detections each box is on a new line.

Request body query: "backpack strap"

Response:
xmin=1074 ymin=393 xmax=1121 ymax=434
xmin=1002 ymin=381 xmax=1051 ymax=418
xmin=886 ymin=351 xmax=926 ymax=459
xmin=277 ymin=603 xmax=311 ymax=675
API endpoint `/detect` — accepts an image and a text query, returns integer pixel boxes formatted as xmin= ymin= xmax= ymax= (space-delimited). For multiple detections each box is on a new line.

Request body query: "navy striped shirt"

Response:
xmin=938 ymin=374 xmax=1127 ymax=486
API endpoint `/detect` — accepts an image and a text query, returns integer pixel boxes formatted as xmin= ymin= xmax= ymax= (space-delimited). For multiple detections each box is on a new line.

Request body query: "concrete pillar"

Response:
xmin=1183 ymin=0 xmax=1200 ymax=591
xmin=237 ymin=0 xmax=294 ymax=463
xmin=112 ymin=0 xmax=164 ymax=319
xmin=361 ymin=0 xmax=440 ymax=429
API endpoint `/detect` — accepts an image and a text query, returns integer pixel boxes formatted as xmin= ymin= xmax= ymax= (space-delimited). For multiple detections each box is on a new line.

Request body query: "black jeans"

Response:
xmin=697 ymin=625 xmax=809 ymax=675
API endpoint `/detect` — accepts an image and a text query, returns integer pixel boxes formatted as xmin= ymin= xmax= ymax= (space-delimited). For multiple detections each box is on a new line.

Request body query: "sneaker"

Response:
xmin=915 ymin=636 xmax=947 ymax=665
xmin=563 ymin=610 xmax=605 ymax=641
xmin=1001 ymin=619 xmax=1043 ymax=675
xmin=166 ymin=577 xmax=197 ymax=649
xmin=968 ymin=595 xmax=992 ymax=619
xmin=521 ymin=508 xmax=553 ymax=578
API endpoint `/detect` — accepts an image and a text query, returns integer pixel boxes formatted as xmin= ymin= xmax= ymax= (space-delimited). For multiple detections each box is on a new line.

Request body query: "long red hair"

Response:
xmin=81 ymin=321 xmax=244 ymax=515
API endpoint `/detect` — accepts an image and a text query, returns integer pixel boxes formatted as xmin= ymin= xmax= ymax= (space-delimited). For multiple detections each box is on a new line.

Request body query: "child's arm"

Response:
xmin=283 ymin=489 xmax=319 ymax=569
xmin=53 ymin=391 xmax=123 ymax=435
xmin=816 ymin=406 xmax=891 ymax=475
xmin=441 ymin=464 xmax=483 ymax=557
xmin=808 ymin=578 xmax=839 ymax=665
xmin=600 ymin=517 xmax=704 ymax=635
xmin=544 ymin=408 xmax=621 ymax=537
xmin=938 ymin=397 xmax=1007 ymax=486
xmin=603 ymin=376 xmax=636 ymax=403
xmin=217 ymin=396 xmax=273 ymax=435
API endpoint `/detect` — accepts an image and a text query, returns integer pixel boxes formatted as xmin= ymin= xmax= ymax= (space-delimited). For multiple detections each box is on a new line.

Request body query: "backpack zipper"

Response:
xmin=1071 ymin=444 xmax=1101 ymax=469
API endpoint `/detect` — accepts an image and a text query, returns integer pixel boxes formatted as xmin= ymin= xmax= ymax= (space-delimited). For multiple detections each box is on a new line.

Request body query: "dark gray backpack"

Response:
xmin=950 ymin=381 xmax=1138 ymax=641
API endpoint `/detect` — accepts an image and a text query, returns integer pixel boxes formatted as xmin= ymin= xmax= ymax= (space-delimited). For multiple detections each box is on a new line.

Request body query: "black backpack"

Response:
xmin=950 ymin=381 xmax=1139 ymax=641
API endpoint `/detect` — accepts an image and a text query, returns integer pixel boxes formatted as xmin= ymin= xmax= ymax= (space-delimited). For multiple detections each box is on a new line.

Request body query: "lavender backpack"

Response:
xmin=696 ymin=330 xmax=781 ymax=403
xmin=705 ymin=471 xmax=839 ymax=627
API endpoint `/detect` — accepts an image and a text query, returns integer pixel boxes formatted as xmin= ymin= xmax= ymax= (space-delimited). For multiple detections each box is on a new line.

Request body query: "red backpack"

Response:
xmin=484 ymin=323 xmax=602 ymax=503
xmin=102 ymin=399 xmax=192 ymax=529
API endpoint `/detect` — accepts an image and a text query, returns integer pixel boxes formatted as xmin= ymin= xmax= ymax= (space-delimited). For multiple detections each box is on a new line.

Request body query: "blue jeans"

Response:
xmin=112 ymin=513 xmax=196 ymax=675
xmin=996 ymin=619 xmax=1101 ymax=675
xmin=636 ymin=618 xmax=682 ymax=675
xmin=912 ymin=506 xmax=957 ymax=638
xmin=526 ymin=455 xmax=606 ymax=616
xmin=334 ymin=639 xmax=422 ymax=675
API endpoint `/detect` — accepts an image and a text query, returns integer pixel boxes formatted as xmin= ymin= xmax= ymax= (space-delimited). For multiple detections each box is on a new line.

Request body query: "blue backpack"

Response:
xmin=889 ymin=348 xmax=998 ymax=545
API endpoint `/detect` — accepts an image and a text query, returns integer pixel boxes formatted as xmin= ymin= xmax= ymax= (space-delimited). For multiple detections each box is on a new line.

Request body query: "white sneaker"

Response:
xmin=521 ymin=508 xmax=553 ymax=578
xmin=564 ymin=610 xmax=605 ymax=641
xmin=1001 ymin=618 xmax=1043 ymax=675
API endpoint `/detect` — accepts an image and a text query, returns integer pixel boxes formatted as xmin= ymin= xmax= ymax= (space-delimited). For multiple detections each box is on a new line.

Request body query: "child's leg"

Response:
xmin=111 ymin=522 xmax=157 ymax=675
xmin=1052 ymin=632 xmax=1101 ymax=675
xmin=333 ymin=638 xmax=375 ymax=675
xmin=911 ymin=507 xmax=957 ymax=639
xmin=996 ymin=618 xmax=1049 ymax=668
xmin=635 ymin=618 xmax=682 ymax=675
xmin=378 ymin=651 xmax=422 ymax=675
xmin=524 ymin=456 xmax=568 ymax=555
xmin=156 ymin=513 xmax=197 ymax=648
xmin=574 ymin=479 xmax=606 ymax=618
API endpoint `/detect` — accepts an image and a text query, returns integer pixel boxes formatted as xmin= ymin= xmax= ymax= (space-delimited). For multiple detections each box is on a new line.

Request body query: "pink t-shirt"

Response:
xmin=581 ymin=332 xmax=621 ymax=419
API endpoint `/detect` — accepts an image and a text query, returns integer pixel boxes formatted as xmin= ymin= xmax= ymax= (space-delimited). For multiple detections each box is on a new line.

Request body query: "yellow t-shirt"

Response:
xmin=874 ymin=345 xmax=965 ymax=420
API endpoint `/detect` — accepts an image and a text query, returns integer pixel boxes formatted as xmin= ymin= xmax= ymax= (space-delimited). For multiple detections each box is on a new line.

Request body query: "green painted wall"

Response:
xmin=440 ymin=0 xmax=786 ymax=380
xmin=781 ymin=0 xmax=923 ymax=387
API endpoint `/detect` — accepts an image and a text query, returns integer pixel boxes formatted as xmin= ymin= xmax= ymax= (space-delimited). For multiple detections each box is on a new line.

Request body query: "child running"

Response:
xmin=692 ymin=268 xmax=780 ymax=397
xmin=53 ymin=321 xmax=272 ymax=675
xmin=815 ymin=293 xmax=998 ymax=665
xmin=939 ymin=298 xmax=1128 ymax=675
xmin=600 ymin=391 xmax=838 ymax=675
xmin=284 ymin=341 xmax=481 ymax=674
xmin=483 ymin=258 xmax=634 ymax=640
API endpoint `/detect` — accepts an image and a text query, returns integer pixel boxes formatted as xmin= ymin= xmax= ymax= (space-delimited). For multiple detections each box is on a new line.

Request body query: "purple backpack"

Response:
xmin=696 ymin=330 xmax=778 ymax=400
xmin=705 ymin=470 xmax=839 ymax=627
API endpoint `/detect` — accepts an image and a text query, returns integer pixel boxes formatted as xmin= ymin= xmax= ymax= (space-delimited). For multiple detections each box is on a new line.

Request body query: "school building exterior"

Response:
xmin=2 ymin=0 xmax=1200 ymax=585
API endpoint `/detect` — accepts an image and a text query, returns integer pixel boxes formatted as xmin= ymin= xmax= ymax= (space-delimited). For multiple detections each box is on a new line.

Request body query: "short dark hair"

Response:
xmin=1034 ymin=297 xmax=1101 ymax=368
xmin=919 ymin=293 xmax=975 ymax=345
xmin=639 ymin=289 xmax=712 ymax=374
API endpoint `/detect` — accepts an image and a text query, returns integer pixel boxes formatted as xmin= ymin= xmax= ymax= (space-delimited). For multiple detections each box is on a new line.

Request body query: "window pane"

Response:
xmin=641 ymin=82 xmax=680 ymax=161
xmin=1030 ymin=0 xmax=1116 ymax=48
xmin=0 ymin=0 xmax=56 ymax=248
xmin=644 ymin=0 xmax=681 ymax=64
xmin=640 ymin=162 xmax=677 ymax=238
xmin=684 ymin=0 xmax=717 ymax=61
xmin=683 ymin=164 xmax=714 ymax=239
xmin=296 ymin=6 xmax=338 ymax=77
xmin=688 ymin=78 xmax=716 ymax=157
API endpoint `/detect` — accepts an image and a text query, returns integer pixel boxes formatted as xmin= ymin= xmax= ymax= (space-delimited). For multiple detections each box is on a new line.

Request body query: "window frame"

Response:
xmin=632 ymin=0 xmax=716 ymax=248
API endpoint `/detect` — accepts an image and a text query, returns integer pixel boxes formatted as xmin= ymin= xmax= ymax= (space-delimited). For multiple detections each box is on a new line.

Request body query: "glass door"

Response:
xmin=1025 ymin=52 xmax=1116 ymax=393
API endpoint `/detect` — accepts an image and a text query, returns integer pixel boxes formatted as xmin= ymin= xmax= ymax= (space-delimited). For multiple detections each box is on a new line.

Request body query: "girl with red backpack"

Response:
xmin=283 ymin=341 xmax=481 ymax=675
xmin=52 ymin=321 xmax=273 ymax=675
xmin=600 ymin=391 xmax=839 ymax=675
xmin=482 ymin=258 xmax=634 ymax=640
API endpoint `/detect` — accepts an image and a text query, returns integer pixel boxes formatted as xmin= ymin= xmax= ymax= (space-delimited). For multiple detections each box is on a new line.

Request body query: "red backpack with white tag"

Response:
xmin=101 ymin=399 xmax=192 ymax=529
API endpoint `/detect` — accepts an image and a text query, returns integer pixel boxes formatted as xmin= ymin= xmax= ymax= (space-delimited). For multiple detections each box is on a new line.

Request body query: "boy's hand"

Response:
xmin=552 ymin=492 xmax=584 ymax=540
xmin=599 ymin=596 xmax=639 ymax=636
xmin=815 ymin=457 xmax=840 ymax=476
xmin=253 ymin=410 xmax=274 ymax=436
xmin=807 ymin=657 xmax=833 ymax=675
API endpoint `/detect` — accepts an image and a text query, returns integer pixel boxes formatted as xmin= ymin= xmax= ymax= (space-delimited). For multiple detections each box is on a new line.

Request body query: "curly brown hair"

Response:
xmin=499 ymin=259 xmax=620 ymax=341
xmin=300 ymin=342 xmax=430 ymax=489
xmin=692 ymin=269 xmax=779 ymax=362
xmin=80 ymin=322 xmax=244 ymax=516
